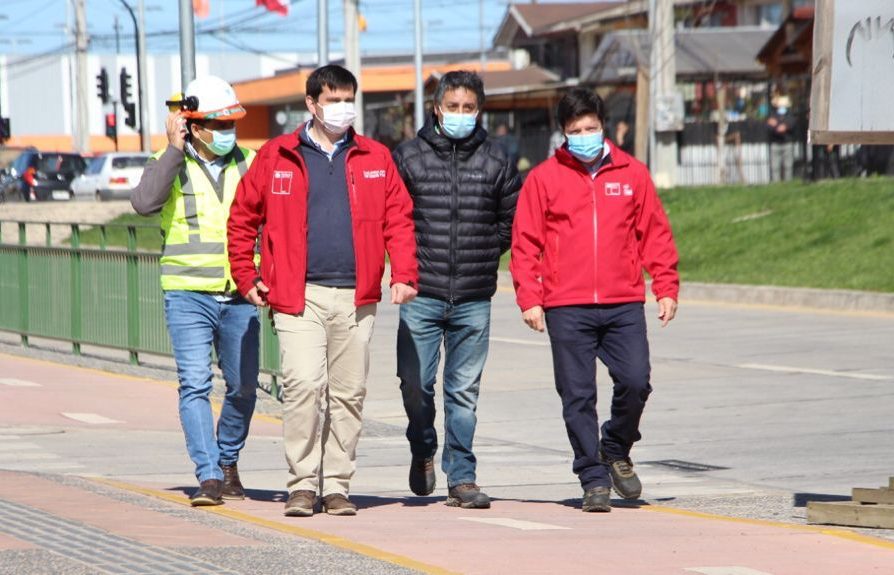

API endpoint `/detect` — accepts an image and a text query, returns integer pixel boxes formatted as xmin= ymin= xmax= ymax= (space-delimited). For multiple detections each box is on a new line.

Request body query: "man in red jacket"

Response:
xmin=228 ymin=65 xmax=418 ymax=517
xmin=510 ymin=88 xmax=679 ymax=513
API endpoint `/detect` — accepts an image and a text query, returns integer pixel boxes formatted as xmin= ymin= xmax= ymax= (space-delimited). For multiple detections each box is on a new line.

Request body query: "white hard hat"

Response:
xmin=182 ymin=75 xmax=246 ymax=121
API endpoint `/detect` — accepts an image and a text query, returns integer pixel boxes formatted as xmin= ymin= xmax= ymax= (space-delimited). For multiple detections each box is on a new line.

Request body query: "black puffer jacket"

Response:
xmin=393 ymin=116 xmax=521 ymax=302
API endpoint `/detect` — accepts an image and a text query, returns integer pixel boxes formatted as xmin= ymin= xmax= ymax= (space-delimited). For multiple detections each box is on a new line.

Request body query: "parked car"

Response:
xmin=4 ymin=150 xmax=87 ymax=201
xmin=0 ymin=147 xmax=35 ymax=202
xmin=72 ymin=152 xmax=151 ymax=201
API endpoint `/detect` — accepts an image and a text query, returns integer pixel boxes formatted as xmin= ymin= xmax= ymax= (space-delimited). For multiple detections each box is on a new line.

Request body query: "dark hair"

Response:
xmin=434 ymin=70 xmax=486 ymax=109
xmin=556 ymin=88 xmax=606 ymax=130
xmin=306 ymin=65 xmax=358 ymax=99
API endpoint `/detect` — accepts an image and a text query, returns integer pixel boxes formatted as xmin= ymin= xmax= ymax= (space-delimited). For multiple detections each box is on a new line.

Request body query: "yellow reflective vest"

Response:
xmin=158 ymin=145 xmax=256 ymax=292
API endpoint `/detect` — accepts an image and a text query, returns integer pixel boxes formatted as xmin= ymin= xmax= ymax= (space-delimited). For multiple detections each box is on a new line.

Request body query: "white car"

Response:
xmin=72 ymin=152 xmax=150 ymax=201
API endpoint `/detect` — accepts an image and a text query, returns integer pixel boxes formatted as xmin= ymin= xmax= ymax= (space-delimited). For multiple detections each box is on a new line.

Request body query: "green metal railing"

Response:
xmin=0 ymin=219 xmax=282 ymax=399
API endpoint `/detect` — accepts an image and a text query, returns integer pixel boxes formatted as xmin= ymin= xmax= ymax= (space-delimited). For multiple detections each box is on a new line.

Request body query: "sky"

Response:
xmin=0 ymin=0 xmax=600 ymax=61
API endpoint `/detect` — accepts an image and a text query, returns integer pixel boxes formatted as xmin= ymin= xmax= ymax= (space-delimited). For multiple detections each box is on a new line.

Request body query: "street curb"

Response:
xmin=495 ymin=271 xmax=894 ymax=314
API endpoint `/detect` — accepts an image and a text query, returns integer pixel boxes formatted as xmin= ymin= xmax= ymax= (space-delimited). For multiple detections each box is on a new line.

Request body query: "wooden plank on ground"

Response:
xmin=807 ymin=501 xmax=894 ymax=529
xmin=852 ymin=488 xmax=894 ymax=505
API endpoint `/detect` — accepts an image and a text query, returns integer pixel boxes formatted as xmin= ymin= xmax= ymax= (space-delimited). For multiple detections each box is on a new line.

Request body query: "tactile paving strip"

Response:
xmin=0 ymin=499 xmax=240 ymax=574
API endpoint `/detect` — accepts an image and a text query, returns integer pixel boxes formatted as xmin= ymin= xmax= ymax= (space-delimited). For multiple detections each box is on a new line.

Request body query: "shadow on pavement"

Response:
xmin=793 ymin=493 xmax=851 ymax=507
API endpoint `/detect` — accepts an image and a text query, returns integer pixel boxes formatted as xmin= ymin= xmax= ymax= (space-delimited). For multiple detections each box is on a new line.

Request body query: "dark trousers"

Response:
xmin=545 ymin=303 xmax=652 ymax=490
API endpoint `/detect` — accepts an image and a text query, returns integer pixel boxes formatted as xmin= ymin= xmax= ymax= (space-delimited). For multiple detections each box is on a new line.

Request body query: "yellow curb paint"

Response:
xmin=90 ymin=477 xmax=459 ymax=575
xmin=646 ymin=504 xmax=894 ymax=550
xmin=0 ymin=351 xmax=282 ymax=425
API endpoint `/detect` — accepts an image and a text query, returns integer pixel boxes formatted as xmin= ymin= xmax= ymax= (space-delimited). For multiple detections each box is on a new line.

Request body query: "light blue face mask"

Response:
xmin=439 ymin=112 xmax=478 ymax=140
xmin=206 ymin=127 xmax=236 ymax=156
xmin=566 ymin=131 xmax=605 ymax=162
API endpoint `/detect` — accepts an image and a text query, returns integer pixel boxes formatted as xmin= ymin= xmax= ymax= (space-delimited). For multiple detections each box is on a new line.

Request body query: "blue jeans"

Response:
xmin=396 ymin=296 xmax=491 ymax=487
xmin=164 ymin=291 xmax=260 ymax=483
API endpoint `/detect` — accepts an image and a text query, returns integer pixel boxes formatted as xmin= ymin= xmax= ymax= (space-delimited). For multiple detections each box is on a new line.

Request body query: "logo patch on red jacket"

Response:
xmin=623 ymin=184 xmax=633 ymax=196
xmin=363 ymin=169 xmax=386 ymax=179
xmin=605 ymin=182 xmax=621 ymax=196
xmin=272 ymin=170 xmax=293 ymax=195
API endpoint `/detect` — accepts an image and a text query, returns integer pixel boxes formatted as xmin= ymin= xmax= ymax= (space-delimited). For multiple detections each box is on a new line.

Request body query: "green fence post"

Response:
xmin=18 ymin=222 xmax=28 ymax=347
xmin=126 ymin=226 xmax=140 ymax=365
xmin=70 ymin=224 xmax=82 ymax=356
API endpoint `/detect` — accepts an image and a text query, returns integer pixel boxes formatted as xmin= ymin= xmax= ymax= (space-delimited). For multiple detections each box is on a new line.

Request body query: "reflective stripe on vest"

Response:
xmin=159 ymin=145 xmax=255 ymax=292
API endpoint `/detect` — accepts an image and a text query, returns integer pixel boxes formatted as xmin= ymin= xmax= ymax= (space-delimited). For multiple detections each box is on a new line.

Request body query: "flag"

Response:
xmin=193 ymin=0 xmax=210 ymax=19
xmin=257 ymin=0 xmax=289 ymax=17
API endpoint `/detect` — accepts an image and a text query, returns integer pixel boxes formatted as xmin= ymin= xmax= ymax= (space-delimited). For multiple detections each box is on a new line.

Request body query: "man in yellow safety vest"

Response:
xmin=131 ymin=75 xmax=258 ymax=506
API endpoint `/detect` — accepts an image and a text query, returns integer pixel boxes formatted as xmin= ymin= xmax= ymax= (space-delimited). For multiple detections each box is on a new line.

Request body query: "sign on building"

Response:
xmin=809 ymin=0 xmax=894 ymax=144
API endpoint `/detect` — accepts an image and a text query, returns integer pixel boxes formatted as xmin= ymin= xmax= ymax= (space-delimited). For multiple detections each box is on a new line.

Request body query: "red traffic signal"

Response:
xmin=105 ymin=113 xmax=117 ymax=139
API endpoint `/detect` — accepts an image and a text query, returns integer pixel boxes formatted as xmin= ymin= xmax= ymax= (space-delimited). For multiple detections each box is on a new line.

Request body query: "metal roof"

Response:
xmin=585 ymin=27 xmax=775 ymax=84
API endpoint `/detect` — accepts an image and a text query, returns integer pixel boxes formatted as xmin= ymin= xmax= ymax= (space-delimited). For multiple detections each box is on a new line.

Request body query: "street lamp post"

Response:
xmin=116 ymin=0 xmax=148 ymax=151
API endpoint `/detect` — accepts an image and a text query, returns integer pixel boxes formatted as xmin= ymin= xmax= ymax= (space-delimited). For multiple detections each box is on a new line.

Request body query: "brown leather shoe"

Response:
xmin=284 ymin=490 xmax=316 ymax=517
xmin=322 ymin=493 xmax=357 ymax=516
xmin=220 ymin=463 xmax=244 ymax=500
xmin=190 ymin=479 xmax=224 ymax=506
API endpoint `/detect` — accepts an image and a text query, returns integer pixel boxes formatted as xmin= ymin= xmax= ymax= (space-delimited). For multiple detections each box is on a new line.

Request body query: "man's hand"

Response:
xmin=391 ymin=282 xmax=418 ymax=304
xmin=166 ymin=111 xmax=187 ymax=151
xmin=657 ymin=297 xmax=677 ymax=327
xmin=246 ymin=280 xmax=269 ymax=307
xmin=522 ymin=305 xmax=545 ymax=332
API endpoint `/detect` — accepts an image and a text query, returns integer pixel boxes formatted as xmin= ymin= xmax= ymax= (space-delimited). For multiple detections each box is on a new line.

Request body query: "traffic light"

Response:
xmin=104 ymin=113 xmax=117 ymax=139
xmin=0 ymin=117 xmax=9 ymax=141
xmin=96 ymin=68 xmax=109 ymax=104
xmin=124 ymin=102 xmax=137 ymax=129
xmin=119 ymin=67 xmax=133 ymax=107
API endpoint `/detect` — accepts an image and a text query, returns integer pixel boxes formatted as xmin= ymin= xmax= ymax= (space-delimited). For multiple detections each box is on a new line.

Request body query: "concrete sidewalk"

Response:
xmin=2 ymin=352 xmax=894 ymax=574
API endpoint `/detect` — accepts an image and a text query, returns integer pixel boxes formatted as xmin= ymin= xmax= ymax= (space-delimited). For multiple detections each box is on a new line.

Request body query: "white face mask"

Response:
xmin=317 ymin=101 xmax=356 ymax=135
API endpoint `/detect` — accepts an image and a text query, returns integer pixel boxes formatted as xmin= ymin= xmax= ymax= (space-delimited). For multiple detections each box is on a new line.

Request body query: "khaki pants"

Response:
xmin=274 ymin=284 xmax=376 ymax=496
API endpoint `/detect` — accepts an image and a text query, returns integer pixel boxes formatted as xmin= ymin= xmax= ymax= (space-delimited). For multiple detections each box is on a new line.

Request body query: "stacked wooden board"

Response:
xmin=807 ymin=477 xmax=894 ymax=528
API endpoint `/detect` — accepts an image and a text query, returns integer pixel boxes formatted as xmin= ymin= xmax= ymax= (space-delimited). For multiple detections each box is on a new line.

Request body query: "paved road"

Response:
xmin=1 ymin=285 xmax=893 ymax=574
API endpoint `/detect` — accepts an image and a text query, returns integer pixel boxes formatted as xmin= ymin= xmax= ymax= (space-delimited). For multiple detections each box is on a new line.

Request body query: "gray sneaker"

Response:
xmin=409 ymin=457 xmax=436 ymax=496
xmin=582 ymin=486 xmax=611 ymax=512
xmin=604 ymin=456 xmax=642 ymax=500
xmin=445 ymin=483 xmax=491 ymax=509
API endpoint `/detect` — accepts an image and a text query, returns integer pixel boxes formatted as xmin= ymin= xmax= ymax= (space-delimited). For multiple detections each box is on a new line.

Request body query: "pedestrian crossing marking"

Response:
xmin=61 ymin=413 xmax=124 ymax=425
xmin=458 ymin=517 xmax=570 ymax=531
xmin=0 ymin=378 xmax=41 ymax=387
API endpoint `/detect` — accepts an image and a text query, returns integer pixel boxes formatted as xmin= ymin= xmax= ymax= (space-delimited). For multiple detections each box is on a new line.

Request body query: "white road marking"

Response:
xmin=0 ymin=461 xmax=84 ymax=471
xmin=458 ymin=517 xmax=570 ymax=531
xmin=685 ymin=568 xmax=774 ymax=575
xmin=490 ymin=336 xmax=550 ymax=347
xmin=0 ymin=452 xmax=60 ymax=462
xmin=0 ymin=442 xmax=41 ymax=452
xmin=61 ymin=413 xmax=124 ymax=425
xmin=738 ymin=363 xmax=891 ymax=381
xmin=0 ymin=378 xmax=42 ymax=387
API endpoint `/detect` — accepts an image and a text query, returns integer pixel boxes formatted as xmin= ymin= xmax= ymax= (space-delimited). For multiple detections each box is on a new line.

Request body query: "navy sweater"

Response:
xmin=299 ymin=128 xmax=357 ymax=288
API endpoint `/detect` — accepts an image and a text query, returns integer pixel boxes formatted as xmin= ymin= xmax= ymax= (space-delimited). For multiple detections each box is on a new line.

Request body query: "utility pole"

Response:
xmin=137 ymin=0 xmax=149 ymax=151
xmin=479 ymin=0 xmax=486 ymax=71
xmin=413 ymin=0 xmax=424 ymax=131
xmin=74 ymin=0 xmax=90 ymax=153
xmin=648 ymin=0 xmax=678 ymax=188
xmin=344 ymin=0 xmax=362 ymax=134
xmin=114 ymin=16 xmax=121 ymax=54
xmin=318 ymin=0 xmax=328 ymax=65
xmin=179 ymin=0 xmax=196 ymax=89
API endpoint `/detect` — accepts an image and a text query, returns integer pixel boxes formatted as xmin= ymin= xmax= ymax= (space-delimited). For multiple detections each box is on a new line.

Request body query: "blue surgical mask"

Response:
xmin=777 ymin=107 xmax=788 ymax=115
xmin=566 ymin=131 xmax=604 ymax=162
xmin=206 ymin=127 xmax=236 ymax=156
xmin=439 ymin=112 xmax=478 ymax=139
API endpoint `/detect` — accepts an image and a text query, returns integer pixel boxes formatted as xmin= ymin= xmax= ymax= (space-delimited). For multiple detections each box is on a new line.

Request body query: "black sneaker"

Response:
xmin=409 ymin=456 xmax=436 ymax=496
xmin=603 ymin=454 xmax=642 ymax=500
xmin=582 ymin=486 xmax=611 ymax=512
xmin=446 ymin=483 xmax=490 ymax=509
